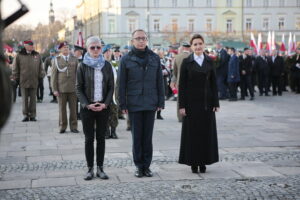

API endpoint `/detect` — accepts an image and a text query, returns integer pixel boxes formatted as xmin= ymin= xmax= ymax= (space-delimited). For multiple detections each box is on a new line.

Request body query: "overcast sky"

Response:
xmin=2 ymin=0 xmax=81 ymax=27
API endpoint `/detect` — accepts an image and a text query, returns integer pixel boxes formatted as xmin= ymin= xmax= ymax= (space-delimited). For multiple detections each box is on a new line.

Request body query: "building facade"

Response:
xmin=62 ymin=0 xmax=300 ymax=47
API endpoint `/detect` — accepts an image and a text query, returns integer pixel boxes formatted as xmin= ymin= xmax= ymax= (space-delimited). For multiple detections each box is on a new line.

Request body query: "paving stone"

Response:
xmin=31 ymin=177 xmax=76 ymax=188
xmin=0 ymin=180 xmax=31 ymax=190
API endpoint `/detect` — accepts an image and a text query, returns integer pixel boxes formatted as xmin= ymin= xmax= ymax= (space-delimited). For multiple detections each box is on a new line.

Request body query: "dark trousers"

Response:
xmin=258 ymin=73 xmax=269 ymax=95
xmin=81 ymin=108 xmax=109 ymax=168
xmin=271 ymin=76 xmax=282 ymax=95
xmin=295 ymin=76 xmax=300 ymax=93
xmin=240 ymin=75 xmax=254 ymax=98
xmin=36 ymin=78 xmax=44 ymax=100
xmin=129 ymin=110 xmax=155 ymax=169
xmin=228 ymin=82 xmax=238 ymax=100
xmin=217 ymin=73 xmax=228 ymax=98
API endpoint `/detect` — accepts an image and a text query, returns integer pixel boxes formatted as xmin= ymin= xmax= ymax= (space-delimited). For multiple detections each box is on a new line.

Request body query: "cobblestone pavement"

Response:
xmin=0 ymin=82 xmax=300 ymax=199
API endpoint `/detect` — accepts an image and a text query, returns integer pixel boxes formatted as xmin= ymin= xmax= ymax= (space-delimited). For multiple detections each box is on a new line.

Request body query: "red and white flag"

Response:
xmin=280 ymin=33 xmax=286 ymax=52
xmin=250 ymin=32 xmax=257 ymax=54
xmin=292 ymin=33 xmax=297 ymax=52
xmin=257 ymin=33 xmax=262 ymax=54
xmin=271 ymin=31 xmax=276 ymax=51
xmin=288 ymin=32 xmax=293 ymax=55
xmin=266 ymin=31 xmax=271 ymax=53
xmin=76 ymin=31 xmax=84 ymax=47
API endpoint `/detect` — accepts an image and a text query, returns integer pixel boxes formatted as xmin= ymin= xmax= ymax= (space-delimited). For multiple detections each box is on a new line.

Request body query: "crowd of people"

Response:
xmin=3 ymin=30 xmax=300 ymax=180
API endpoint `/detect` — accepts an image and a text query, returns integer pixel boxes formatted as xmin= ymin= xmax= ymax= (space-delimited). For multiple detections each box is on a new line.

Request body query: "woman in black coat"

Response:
xmin=178 ymin=34 xmax=220 ymax=173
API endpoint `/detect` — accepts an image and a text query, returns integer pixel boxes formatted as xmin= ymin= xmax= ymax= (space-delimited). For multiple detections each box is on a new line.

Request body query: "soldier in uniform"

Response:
xmin=12 ymin=40 xmax=44 ymax=122
xmin=170 ymin=42 xmax=191 ymax=122
xmin=51 ymin=42 xmax=79 ymax=133
xmin=103 ymin=45 xmax=118 ymax=139
xmin=44 ymin=49 xmax=57 ymax=103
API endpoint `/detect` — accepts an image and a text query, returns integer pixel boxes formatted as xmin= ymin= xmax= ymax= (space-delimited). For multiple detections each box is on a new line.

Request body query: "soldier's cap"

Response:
xmin=102 ymin=44 xmax=112 ymax=54
xmin=114 ymin=46 xmax=120 ymax=52
xmin=182 ymin=42 xmax=190 ymax=47
xmin=101 ymin=40 xmax=105 ymax=46
xmin=74 ymin=45 xmax=85 ymax=52
xmin=23 ymin=40 xmax=34 ymax=45
xmin=58 ymin=41 xmax=69 ymax=49
xmin=244 ymin=47 xmax=249 ymax=51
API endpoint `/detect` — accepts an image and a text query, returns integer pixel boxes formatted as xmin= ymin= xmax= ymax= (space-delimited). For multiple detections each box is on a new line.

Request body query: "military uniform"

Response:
xmin=171 ymin=51 xmax=190 ymax=122
xmin=51 ymin=54 xmax=78 ymax=132
xmin=12 ymin=47 xmax=44 ymax=120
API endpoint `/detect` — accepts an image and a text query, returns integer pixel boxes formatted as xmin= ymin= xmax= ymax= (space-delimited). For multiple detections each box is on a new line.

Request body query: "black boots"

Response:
xmin=191 ymin=165 xmax=206 ymax=173
xmin=156 ymin=111 xmax=164 ymax=120
xmin=96 ymin=166 xmax=109 ymax=179
xmin=105 ymin=127 xmax=118 ymax=139
xmin=110 ymin=127 xmax=118 ymax=139
xmin=84 ymin=167 xmax=94 ymax=180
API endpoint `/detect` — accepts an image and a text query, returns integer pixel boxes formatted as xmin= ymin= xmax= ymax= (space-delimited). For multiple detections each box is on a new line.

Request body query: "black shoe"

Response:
xmin=278 ymin=93 xmax=282 ymax=96
xmin=135 ymin=168 xmax=144 ymax=178
xmin=22 ymin=117 xmax=29 ymax=122
xmin=199 ymin=165 xmax=206 ymax=173
xmin=191 ymin=166 xmax=198 ymax=173
xmin=96 ymin=166 xmax=109 ymax=179
xmin=71 ymin=129 xmax=79 ymax=133
xmin=259 ymin=93 xmax=263 ymax=96
xmin=30 ymin=117 xmax=37 ymax=121
xmin=228 ymin=98 xmax=237 ymax=101
xmin=143 ymin=168 xmax=153 ymax=177
xmin=118 ymin=115 xmax=125 ymax=120
xmin=59 ymin=130 xmax=65 ymax=134
xmin=239 ymin=97 xmax=245 ymax=100
xmin=156 ymin=115 xmax=164 ymax=120
xmin=126 ymin=127 xmax=131 ymax=131
xmin=250 ymin=97 xmax=254 ymax=101
xmin=110 ymin=128 xmax=118 ymax=139
xmin=84 ymin=167 xmax=94 ymax=181
xmin=265 ymin=93 xmax=269 ymax=96
xmin=105 ymin=128 xmax=110 ymax=139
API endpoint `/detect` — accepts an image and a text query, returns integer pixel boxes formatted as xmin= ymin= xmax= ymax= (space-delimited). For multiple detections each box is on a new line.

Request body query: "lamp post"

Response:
xmin=147 ymin=0 xmax=150 ymax=45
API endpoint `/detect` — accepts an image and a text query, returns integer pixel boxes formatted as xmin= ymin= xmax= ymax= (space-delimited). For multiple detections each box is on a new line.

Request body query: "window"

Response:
xmin=226 ymin=0 xmax=232 ymax=7
xmin=189 ymin=0 xmax=194 ymax=7
xmin=153 ymin=0 xmax=159 ymax=8
xmin=206 ymin=0 xmax=212 ymax=7
xmin=154 ymin=19 xmax=160 ymax=32
xmin=206 ymin=19 xmax=212 ymax=32
xmin=172 ymin=19 xmax=178 ymax=32
xmin=279 ymin=0 xmax=285 ymax=7
xmin=262 ymin=18 xmax=269 ymax=30
xmin=226 ymin=19 xmax=233 ymax=33
xmin=278 ymin=17 xmax=285 ymax=30
xmin=128 ymin=19 xmax=136 ymax=33
xmin=108 ymin=0 xmax=113 ymax=7
xmin=172 ymin=0 xmax=177 ymax=7
xmin=246 ymin=0 xmax=252 ymax=7
xmin=263 ymin=0 xmax=269 ymax=7
xmin=298 ymin=0 xmax=300 ymax=7
xmin=129 ymin=0 xmax=135 ymax=7
xmin=188 ymin=19 xmax=194 ymax=32
xmin=246 ymin=18 xmax=252 ymax=31
xmin=109 ymin=19 xmax=115 ymax=33
xmin=296 ymin=17 xmax=300 ymax=29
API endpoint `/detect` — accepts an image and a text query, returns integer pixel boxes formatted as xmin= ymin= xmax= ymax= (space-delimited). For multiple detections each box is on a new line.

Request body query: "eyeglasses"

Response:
xmin=90 ymin=46 xmax=101 ymax=50
xmin=133 ymin=37 xmax=148 ymax=42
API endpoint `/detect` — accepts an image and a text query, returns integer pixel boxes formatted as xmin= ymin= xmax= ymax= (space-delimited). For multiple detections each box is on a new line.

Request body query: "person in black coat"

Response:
xmin=239 ymin=48 xmax=254 ymax=100
xmin=227 ymin=47 xmax=240 ymax=101
xmin=290 ymin=48 xmax=300 ymax=93
xmin=216 ymin=43 xmax=230 ymax=99
xmin=118 ymin=29 xmax=165 ymax=178
xmin=268 ymin=50 xmax=284 ymax=96
xmin=255 ymin=49 xmax=270 ymax=96
xmin=178 ymin=34 xmax=219 ymax=174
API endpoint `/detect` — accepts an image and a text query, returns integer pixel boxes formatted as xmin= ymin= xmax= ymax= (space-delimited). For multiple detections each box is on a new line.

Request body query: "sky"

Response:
xmin=2 ymin=0 xmax=82 ymax=27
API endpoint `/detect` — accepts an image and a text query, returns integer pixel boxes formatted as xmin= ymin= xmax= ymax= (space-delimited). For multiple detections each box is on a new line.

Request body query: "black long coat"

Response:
xmin=178 ymin=54 xmax=219 ymax=166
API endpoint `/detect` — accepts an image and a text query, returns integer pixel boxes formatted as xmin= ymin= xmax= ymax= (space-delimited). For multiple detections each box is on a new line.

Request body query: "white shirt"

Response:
xmin=63 ymin=55 xmax=69 ymax=62
xmin=94 ymin=68 xmax=103 ymax=102
xmin=272 ymin=56 xmax=276 ymax=63
xmin=194 ymin=53 xmax=204 ymax=67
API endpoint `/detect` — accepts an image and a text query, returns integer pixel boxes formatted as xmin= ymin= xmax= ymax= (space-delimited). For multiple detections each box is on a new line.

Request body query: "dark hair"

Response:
xmin=189 ymin=34 xmax=205 ymax=45
xmin=244 ymin=47 xmax=249 ymax=51
xmin=229 ymin=47 xmax=236 ymax=52
xmin=131 ymin=29 xmax=148 ymax=38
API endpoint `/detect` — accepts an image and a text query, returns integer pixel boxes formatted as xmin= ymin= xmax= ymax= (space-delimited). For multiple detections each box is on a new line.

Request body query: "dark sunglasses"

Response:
xmin=90 ymin=46 xmax=101 ymax=50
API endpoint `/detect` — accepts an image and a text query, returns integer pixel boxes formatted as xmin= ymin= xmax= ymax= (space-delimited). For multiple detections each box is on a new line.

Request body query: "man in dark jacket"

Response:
xmin=255 ymin=49 xmax=270 ymax=96
xmin=216 ymin=43 xmax=230 ymax=99
xmin=268 ymin=50 xmax=284 ymax=96
xmin=118 ymin=29 xmax=165 ymax=178
xmin=239 ymin=48 xmax=254 ymax=100
xmin=227 ymin=47 xmax=240 ymax=101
